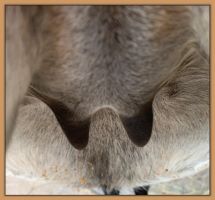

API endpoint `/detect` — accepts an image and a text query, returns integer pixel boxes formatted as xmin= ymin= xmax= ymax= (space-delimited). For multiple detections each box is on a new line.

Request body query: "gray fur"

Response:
xmin=6 ymin=6 xmax=209 ymax=194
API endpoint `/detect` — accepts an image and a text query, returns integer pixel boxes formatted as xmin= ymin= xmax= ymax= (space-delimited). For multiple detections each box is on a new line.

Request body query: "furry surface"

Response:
xmin=6 ymin=6 xmax=209 ymax=194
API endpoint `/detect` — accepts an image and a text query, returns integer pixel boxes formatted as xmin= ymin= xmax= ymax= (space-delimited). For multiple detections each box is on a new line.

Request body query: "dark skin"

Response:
xmin=29 ymin=86 xmax=153 ymax=150
xmin=29 ymin=87 xmax=153 ymax=195
xmin=102 ymin=185 xmax=150 ymax=195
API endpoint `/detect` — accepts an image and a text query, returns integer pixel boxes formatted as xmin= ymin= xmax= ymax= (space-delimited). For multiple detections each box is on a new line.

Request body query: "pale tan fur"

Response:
xmin=6 ymin=6 xmax=209 ymax=194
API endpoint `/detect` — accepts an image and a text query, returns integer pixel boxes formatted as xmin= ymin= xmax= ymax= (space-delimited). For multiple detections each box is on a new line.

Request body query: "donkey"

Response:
xmin=6 ymin=6 xmax=209 ymax=195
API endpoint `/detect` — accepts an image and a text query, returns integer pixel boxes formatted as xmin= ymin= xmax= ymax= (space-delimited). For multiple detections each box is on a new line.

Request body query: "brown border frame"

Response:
xmin=1 ymin=1 xmax=213 ymax=199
